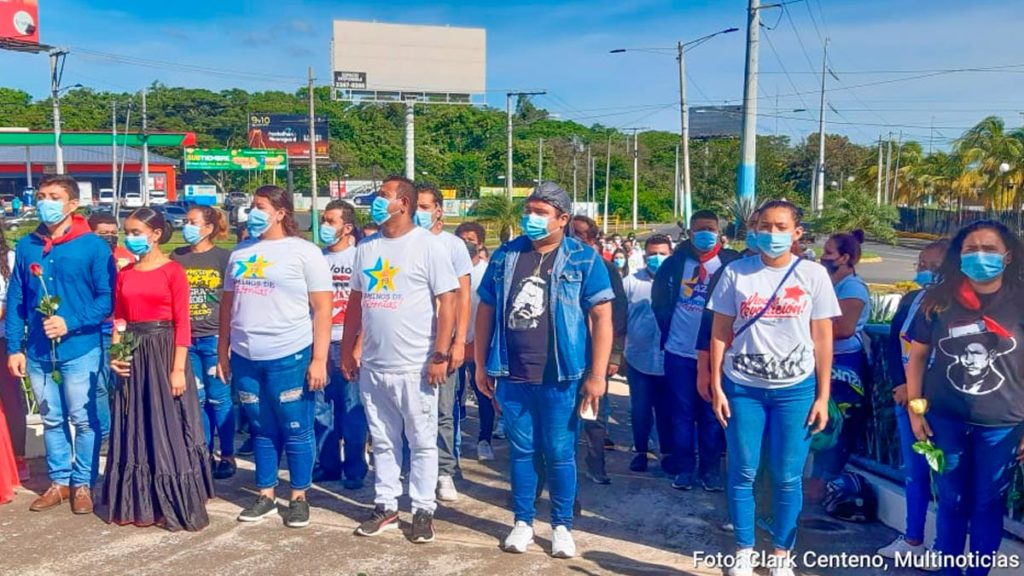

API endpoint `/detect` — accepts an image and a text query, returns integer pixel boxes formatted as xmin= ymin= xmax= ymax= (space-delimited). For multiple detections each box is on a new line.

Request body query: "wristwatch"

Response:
xmin=908 ymin=398 xmax=929 ymax=416
xmin=431 ymin=351 xmax=451 ymax=365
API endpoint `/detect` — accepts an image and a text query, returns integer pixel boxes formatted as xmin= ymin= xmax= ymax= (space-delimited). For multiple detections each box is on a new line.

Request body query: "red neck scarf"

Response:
xmin=37 ymin=214 xmax=92 ymax=256
xmin=697 ymin=242 xmax=722 ymax=282
xmin=956 ymin=278 xmax=1011 ymax=338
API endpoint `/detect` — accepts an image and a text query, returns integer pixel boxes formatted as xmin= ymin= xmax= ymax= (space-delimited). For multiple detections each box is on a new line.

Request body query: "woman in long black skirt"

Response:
xmin=104 ymin=208 xmax=214 ymax=531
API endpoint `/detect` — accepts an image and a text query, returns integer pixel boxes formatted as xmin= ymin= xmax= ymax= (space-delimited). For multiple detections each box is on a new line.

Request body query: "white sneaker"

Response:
xmin=437 ymin=475 xmax=459 ymax=502
xmin=728 ymin=549 xmax=756 ymax=576
xmin=502 ymin=521 xmax=534 ymax=553
xmin=551 ymin=525 xmax=576 ymax=559
xmin=877 ymin=535 xmax=924 ymax=559
xmin=493 ymin=421 xmax=506 ymax=439
xmin=478 ymin=440 xmax=495 ymax=461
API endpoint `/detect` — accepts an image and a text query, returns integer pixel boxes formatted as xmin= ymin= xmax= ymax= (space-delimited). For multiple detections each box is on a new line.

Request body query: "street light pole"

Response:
xmin=506 ymin=90 xmax=546 ymax=199
xmin=603 ymin=134 xmax=612 ymax=235
xmin=677 ymin=41 xmax=692 ymax=224
xmin=308 ymin=67 xmax=320 ymax=240
xmin=738 ymin=0 xmax=760 ymax=208
xmin=49 ymin=48 xmax=68 ymax=175
xmin=812 ymin=39 xmax=828 ymax=215
xmin=538 ymin=137 xmax=543 ymax=185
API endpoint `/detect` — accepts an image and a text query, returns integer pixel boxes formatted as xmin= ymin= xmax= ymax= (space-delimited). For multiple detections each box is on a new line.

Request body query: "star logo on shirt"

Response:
xmin=234 ymin=255 xmax=272 ymax=279
xmin=681 ymin=277 xmax=698 ymax=298
xmin=783 ymin=285 xmax=806 ymax=301
xmin=363 ymin=257 xmax=400 ymax=293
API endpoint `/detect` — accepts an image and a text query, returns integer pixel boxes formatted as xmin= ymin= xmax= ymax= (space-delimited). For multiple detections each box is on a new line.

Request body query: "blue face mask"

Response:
xmin=247 ymin=208 xmax=271 ymax=238
xmin=37 ymin=199 xmax=67 ymax=226
xmin=124 ymin=235 xmax=151 ymax=256
xmin=414 ymin=210 xmax=435 ymax=230
xmin=182 ymin=224 xmax=204 ymax=246
xmin=913 ymin=270 xmax=935 ymax=286
xmin=757 ymin=231 xmax=793 ymax=258
xmin=613 ymin=257 xmax=626 ymax=269
xmin=960 ymin=251 xmax=1006 ymax=282
xmin=746 ymin=231 xmax=760 ymax=253
xmin=319 ymin=224 xmax=338 ymax=245
xmin=693 ymin=230 xmax=719 ymax=251
xmin=646 ymin=254 xmax=667 ymax=274
xmin=371 ymin=196 xmax=394 ymax=226
xmin=521 ymin=213 xmax=551 ymax=241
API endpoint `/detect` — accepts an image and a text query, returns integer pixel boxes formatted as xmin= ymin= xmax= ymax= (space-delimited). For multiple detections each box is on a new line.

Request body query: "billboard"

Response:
xmin=184 ymin=148 xmax=288 ymax=171
xmin=690 ymin=106 xmax=743 ymax=139
xmin=0 ymin=0 xmax=39 ymax=46
xmin=331 ymin=20 xmax=486 ymax=99
xmin=247 ymin=114 xmax=328 ymax=161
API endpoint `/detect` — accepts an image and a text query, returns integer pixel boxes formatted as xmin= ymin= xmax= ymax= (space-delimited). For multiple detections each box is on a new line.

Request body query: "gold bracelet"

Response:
xmin=908 ymin=398 xmax=929 ymax=416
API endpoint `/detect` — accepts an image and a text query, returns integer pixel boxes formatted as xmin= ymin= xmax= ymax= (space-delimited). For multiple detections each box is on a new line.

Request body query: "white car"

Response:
xmin=98 ymin=189 xmax=115 ymax=205
xmin=148 ymin=190 xmax=168 ymax=205
xmin=123 ymin=192 xmax=143 ymax=208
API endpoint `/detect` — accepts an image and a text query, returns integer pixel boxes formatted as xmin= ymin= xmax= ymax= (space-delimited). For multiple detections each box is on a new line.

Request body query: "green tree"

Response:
xmin=470 ymin=194 xmax=523 ymax=242
xmin=815 ymin=185 xmax=899 ymax=243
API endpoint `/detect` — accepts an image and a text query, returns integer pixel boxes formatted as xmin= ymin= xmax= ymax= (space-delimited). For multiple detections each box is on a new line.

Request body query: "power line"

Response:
xmin=761 ymin=26 xmax=816 ymax=120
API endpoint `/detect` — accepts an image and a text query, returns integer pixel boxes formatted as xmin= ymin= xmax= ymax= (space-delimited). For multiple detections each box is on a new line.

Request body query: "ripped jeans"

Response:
xmin=232 ymin=346 xmax=315 ymax=491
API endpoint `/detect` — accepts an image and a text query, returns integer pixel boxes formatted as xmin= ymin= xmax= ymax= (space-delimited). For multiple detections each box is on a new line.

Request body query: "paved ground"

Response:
xmin=0 ymin=380 xmax=909 ymax=576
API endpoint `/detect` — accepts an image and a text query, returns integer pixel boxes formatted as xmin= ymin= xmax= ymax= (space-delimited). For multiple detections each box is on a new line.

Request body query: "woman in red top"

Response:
xmin=103 ymin=208 xmax=213 ymax=531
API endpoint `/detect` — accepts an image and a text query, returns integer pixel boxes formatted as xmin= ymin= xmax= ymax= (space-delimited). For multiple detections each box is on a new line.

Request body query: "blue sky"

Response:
xmin=2 ymin=0 xmax=1022 ymax=147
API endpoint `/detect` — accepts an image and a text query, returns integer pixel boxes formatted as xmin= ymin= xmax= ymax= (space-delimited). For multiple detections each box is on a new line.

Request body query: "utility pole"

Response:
xmin=674 ymin=144 xmax=680 ymax=219
xmin=405 ymin=101 xmax=415 ymax=180
xmin=506 ymin=90 xmax=546 ymax=199
xmin=586 ymin=145 xmax=593 ymax=205
xmin=111 ymin=100 xmax=118 ymax=194
xmin=603 ymin=134 xmax=612 ymax=234
xmin=141 ymin=88 xmax=150 ymax=205
xmin=892 ymin=130 xmax=904 ymax=203
xmin=49 ymin=49 xmax=68 ymax=175
xmin=625 ymin=128 xmax=644 ymax=230
xmin=737 ymin=0 xmax=761 ymax=207
xmin=308 ymin=67 xmax=320 ymax=240
xmin=677 ymin=40 xmax=693 ymax=224
xmin=884 ymin=133 xmax=893 ymax=204
xmin=875 ymin=135 xmax=883 ymax=205
xmin=537 ymin=138 xmax=543 ymax=185
xmin=812 ymin=39 xmax=828 ymax=215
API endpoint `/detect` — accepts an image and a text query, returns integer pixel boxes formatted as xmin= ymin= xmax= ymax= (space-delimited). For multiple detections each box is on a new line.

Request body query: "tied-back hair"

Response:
xmin=191 ymin=206 xmax=229 ymax=240
xmin=128 ymin=207 xmax=173 ymax=244
xmin=253 ymin=185 xmax=299 ymax=237
xmin=830 ymin=230 xmax=865 ymax=268
xmin=922 ymin=220 xmax=1024 ymax=317
xmin=0 ymin=226 xmax=10 ymax=280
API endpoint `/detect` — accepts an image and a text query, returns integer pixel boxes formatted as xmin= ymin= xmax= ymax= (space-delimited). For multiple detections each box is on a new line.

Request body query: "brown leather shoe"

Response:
xmin=71 ymin=486 xmax=94 ymax=515
xmin=29 ymin=483 xmax=70 ymax=512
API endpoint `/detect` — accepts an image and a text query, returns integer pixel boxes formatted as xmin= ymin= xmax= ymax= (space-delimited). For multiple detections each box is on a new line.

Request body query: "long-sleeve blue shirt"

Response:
xmin=5 ymin=230 xmax=116 ymax=362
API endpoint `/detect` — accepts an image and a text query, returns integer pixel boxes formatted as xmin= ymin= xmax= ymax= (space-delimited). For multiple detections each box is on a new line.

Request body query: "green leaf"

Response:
xmin=912 ymin=441 xmax=932 ymax=456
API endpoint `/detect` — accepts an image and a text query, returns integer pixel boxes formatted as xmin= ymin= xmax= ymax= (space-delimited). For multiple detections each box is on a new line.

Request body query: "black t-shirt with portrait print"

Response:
xmin=505 ymin=248 xmax=558 ymax=383
xmin=908 ymin=284 xmax=1024 ymax=427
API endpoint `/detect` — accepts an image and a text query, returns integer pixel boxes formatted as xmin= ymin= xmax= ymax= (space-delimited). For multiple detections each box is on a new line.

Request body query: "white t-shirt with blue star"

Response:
xmin=352 ymin=227 xmax=459 ymax=373
xmin=225 ymin=236 xmax=333 ymax=361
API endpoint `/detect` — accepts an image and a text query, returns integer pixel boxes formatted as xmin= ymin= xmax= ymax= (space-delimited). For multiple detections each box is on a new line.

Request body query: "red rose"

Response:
xmin=30 ymin=263 xmax=43 ymax=277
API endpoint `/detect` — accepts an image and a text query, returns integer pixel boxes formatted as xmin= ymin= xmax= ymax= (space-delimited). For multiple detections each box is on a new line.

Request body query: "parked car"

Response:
xmin=224 ymin=191 xmax=249 ymax=209
xmin=156 ymin=204 xmax=188 ymax=230
xmin=123 ymin=191 xmax=143 ymax=208
xmin=98 ymin=189 xmax=115 ymax=205
xmin=149 ymin=189 xmax=169 ymax=205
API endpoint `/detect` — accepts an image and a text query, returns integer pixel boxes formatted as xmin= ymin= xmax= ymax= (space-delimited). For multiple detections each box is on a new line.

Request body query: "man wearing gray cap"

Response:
xmin=474 ymin=182 xmax=614 ymax=559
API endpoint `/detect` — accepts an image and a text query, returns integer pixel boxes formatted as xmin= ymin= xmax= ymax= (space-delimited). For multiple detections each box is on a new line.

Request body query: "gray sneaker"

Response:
xmin=284 ymin=498 xmax=310 ymax=528
xmin=237 ymin=495 xmax=277 ymax=522
xmin=411 ymin=510 xmax=435 ymax=543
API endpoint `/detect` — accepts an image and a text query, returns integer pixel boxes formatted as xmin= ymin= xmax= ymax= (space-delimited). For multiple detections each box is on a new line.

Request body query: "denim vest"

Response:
xmin=479 ymin=234 xmax=614 ymax=383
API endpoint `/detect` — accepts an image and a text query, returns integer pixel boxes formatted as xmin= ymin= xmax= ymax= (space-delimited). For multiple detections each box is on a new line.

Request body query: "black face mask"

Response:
xmin=99 ymin=234 xmax=118 ymax=251
xmin=821 ymin=258 xmax=841 ymax=274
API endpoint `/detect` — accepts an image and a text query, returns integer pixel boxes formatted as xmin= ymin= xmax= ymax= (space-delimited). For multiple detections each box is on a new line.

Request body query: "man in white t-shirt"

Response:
xmin=312 ymin=199 xmax=368 ymax=490
xmin=341 ymin=176 xmax=458 ymax=544
xmin=414 ymin=184 xmax=473 ymax=503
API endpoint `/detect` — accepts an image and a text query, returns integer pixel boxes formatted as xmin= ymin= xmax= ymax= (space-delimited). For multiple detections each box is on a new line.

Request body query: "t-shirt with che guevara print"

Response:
xmin=707 ymin=255 xmax=841 ymax=388
xmin=908 ymin=284 xmax=1024 ymax=427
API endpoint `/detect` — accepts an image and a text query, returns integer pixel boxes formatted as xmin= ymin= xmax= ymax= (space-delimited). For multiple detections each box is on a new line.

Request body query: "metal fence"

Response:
xmin=898 ymin=207 xmax=1024 ymax=237
xmin=857 ymin=324 xmax=1024 ymax=522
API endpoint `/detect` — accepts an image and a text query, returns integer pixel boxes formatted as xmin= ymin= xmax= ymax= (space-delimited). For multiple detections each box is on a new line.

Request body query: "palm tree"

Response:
xmin=956 ymin=116 xmax=1024 ymax=209
xmin=470 ymin=194 xmax=523 ymax=242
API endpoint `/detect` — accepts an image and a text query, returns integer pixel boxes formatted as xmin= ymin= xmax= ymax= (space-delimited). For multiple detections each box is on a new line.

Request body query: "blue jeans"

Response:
xmin=896 ymin=404 xmax=932 ymax=543
xmin=627 ymin=364 xmax=672 ymax=458
xmin=314 ymin=342 xmax=368 ymax=481
xmin=812 ymin=350 xmax=869 ymax=481
xmin=666 ymin=353 xmax=724 ymax=479
xmin=465 ymin=362 xmax=495 ymax=443
xmin=723 ymin=376 xmax=815 ymax=551
xmin=929 ymin=413 xmax=1023 ymax=576
xmin=189 ymin=335 xmax=235 ymax=458
xmin=28 ymin=347 xmax=109 ymax=486
xmin=497 ymin=379 xmax=579 ymax=529
xmin=232 ymin=347 xmax=316 ymax=491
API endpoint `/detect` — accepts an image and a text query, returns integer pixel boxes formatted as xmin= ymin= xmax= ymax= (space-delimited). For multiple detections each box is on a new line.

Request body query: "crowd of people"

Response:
xmin=0 ymin=174 xmax=1022 ymax=575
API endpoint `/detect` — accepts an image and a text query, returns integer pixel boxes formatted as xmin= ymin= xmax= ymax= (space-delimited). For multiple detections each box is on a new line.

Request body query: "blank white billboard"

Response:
xmin=331 ymin=20 xmax=486 ymax=95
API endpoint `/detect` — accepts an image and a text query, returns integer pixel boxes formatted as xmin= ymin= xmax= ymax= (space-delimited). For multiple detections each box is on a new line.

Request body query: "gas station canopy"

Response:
xmin=0 ymin=131 xmax=197 ymax=147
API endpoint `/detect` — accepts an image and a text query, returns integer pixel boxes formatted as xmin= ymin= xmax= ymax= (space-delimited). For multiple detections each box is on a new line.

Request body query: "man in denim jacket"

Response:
xmin=474 ymin=182 xmax=613 ymax=559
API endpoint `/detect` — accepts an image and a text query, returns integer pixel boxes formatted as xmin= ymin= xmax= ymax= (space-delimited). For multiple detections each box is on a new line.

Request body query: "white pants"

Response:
xmin=360 ymin=369 xmax=439 ymax=514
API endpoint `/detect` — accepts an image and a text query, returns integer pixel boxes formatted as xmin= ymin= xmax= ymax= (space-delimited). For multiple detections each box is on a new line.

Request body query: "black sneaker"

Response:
xmin=237 ymin=495 xmax=277 ymax=522
xmin=603 ymin=438 xmax=615 ymax=451
xmin=411 ymin=509 xmax=435 ymax=544
xmin=586 ymin=471 xmax=611 ymax=485
xmin=672 ymin=472 xmax=695 ymax=491
xmin=236 ymin=437 xmax=254 ymax=457
xmin=702 ymin=473 xmax=724 ymax=493
xmin=213 ymin=459 xmax=237 ymax=480
xmin=629 ymin=453 xmax=649 ymax=472
xmin=312 ymin=466 xmax=341 ymax=483
xmin=354 ymin=505 xmax=399 ymax=536
xmin=284 ymin=498 xmax=310 ymax=528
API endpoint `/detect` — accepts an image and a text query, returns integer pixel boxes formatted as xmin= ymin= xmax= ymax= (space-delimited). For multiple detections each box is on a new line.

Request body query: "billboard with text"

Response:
xmin=247 ymin=114 xmax=328 ymax=162
xmin=184 ymin=148 xmax=288 ymax=171
xmin=0 ymin=0 xmax=40 ymax=46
